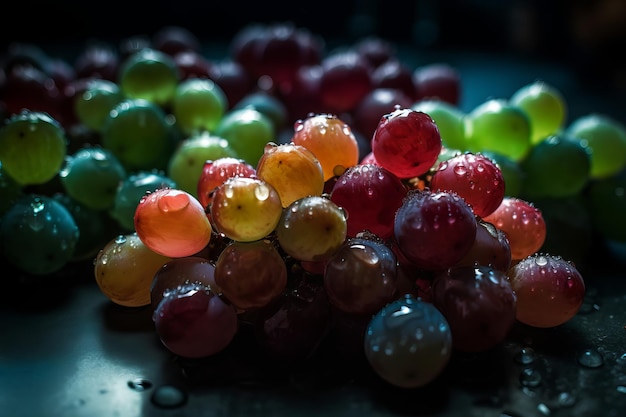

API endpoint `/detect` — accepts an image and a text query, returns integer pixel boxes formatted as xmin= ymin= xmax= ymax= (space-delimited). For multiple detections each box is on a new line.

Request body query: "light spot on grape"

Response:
xmin=254 ymin=183 xmax=270 ymax=201
xmin=454 ymin=165 xmax=467 ymax=176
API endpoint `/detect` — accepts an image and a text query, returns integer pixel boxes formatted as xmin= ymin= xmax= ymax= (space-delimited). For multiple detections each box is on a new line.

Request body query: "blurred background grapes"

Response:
xmin=3 ymin=0 xmax=626 ymax=91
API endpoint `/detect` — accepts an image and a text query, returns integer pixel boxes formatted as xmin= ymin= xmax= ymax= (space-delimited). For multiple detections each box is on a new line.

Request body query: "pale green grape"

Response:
xmin=510 ymin=80 xmax=567 ymax=145
xmin=464 ymin=98 xmax=532 ymax=162
xmin=566 ymin=113 xmax=626 ymax=179
xmin=214 ymin=108 xmax=275 ymax=167
xmin=167 ymin=132 xmax=238 ymax=197
xmin=172 ymin=78 xmax=228 ymax=136
xmin=0 ymin=110 xmax=67 ymax=186
xmin=119 ymin=48 xmax=179 ymax=106
xmin=74 ymin=79 xmax=126 ymax=132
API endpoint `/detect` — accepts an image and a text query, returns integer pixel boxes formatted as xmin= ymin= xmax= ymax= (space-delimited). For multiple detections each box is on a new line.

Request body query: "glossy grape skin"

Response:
xmin=74 ymin=43 xmax=119 ymax=81
xmin=371 ymin=59 xmax=417 ymax=100
xmin=508 ymin=254 xmax=585 ymax=328
xmin=196 ymin=157 xmax=256 ymax=209
xmin=150 ymin=256 xmax=217 ymax=312
xmin=430 ymin=152 xmax=505 ymax=218
xmin=324 ymin=236 xmax=398 ymax=315
xmin=134 ymin=188 xmax=213 ymax=258
xmin=94 ymin=233 xmax=172 ymax=307
xmin=166 ymin=132 xmax=238 ymax=197
xmin=214 ymin=107 xmax=275 ymax=166
xmin=153 ymin=282 xmax=238 ymax=358
xmin=432 ymin=265 xmax=517 ymax=352
xmin=464 ymin=98 xmax=532 ymax=162
xmin=101 ymin=99 xmax=177 ymax=171
xmin=329 ymin=163 xmax=407 ymax=239
xmin=411 ymin=99 xmax=466 ymax=152
xmin=0 ymin=110 xmax=67 ymax=186
xmin=455 ymin=218 xmax=512 ymax=272
xmin=110 ymin=170 xmax=177 ymax=231
xmin=566 ymin=113 xmax=626 ymax=179
xmin=118 ymin=48 xmax=180 ymax=106
xmin=291 ymin=113 xmax=360 ymax=181
xmin=519 ymin=134 xmax=591 ymax=199
xmin=0 ymin=194 xmax=79 ymax=275
xmin=214 ymin=239 xmax=287 ymax=311
xmin=275 ymin=195 xmax=348 ymax=262
xmin=394 ymin=189 xmax=477 ymax=271
xmin=364 ymin=295 xmax=452 ymax=388
xmin=73 ymin=79 xmax=125 ymax=132
xmin=483 ymin=196 xmax=546 ymax=261
xmin=256 ymin=142 xmax=325 ymax=208
xmin=371 ymin=107 xmax=442 ymax=179
xmin=59 ymin=146 xmax=127 ymax=211
xmin=209 ymin=177 xmax=283 ymax=242
xmin=509 ymin=80 xmax=567 ymax=145
xmin=172 ymin=78 xmax=228 ymax=136
xmin=173 ymin=50 xmax=214 ymax=80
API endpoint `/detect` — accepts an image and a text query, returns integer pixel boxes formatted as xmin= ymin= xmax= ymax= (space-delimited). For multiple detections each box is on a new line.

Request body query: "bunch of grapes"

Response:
xmin=1 ymin=22 xmax=623 ymax=390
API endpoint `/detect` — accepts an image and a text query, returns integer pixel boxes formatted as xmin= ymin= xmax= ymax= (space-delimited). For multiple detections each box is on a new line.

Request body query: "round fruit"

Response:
xmin=0 ymin=110 xmax=67 ymax=186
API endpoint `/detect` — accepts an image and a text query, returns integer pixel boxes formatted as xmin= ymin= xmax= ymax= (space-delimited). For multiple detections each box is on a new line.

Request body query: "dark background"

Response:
xmin=4 ymin=0 xmax=626 ymax=90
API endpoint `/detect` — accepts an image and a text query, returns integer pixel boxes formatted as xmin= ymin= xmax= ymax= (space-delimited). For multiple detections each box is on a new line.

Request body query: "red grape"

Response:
xmin=371 ymin=107 xmax=442 ymax=179
xmin=432 ymin=265 xmax=517 ymax=352
xmin=394 ymin=189 xmax=477 ymax=271
xmin=507 ymin=253 xmax=585 ymax=328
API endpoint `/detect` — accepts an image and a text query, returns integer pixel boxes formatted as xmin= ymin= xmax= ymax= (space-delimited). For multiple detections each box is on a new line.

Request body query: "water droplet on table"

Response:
xmin=577 ymin=348 xmax=604 ymax=368
xmin=151 ymin=385 xmax=187 ymax=409
xmin=127 ymin=378 xmax=153 ymax=391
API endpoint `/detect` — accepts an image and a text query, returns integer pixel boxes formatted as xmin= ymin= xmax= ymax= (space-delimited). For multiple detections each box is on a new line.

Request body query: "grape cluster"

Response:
xmin=1 ymin=22 xmax=623 ymax=390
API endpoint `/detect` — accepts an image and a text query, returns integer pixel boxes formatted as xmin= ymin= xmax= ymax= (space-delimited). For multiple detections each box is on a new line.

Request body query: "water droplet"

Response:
xmin=254 ymin=183 xmax=270 ymax=201
xmin=520 ymin=367 xmax=542 ymax=387
xmin=514 ymin=347 xmax=537 ymax=365
xmin=577 ymin=349 xmax=604 ymax=368
xmin=151 ymin=385 xmax=187 ymax=409
xmin=115 ymin=235 xmax=127 ymax=244
xmin=127 ymin=378 xmax=153 ymax=391
xmin=453 ymin=165 xmax=467 ymax=176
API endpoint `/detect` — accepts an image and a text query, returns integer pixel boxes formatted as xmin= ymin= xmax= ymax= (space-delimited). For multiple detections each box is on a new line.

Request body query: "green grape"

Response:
xmin=110 ymin=170 xmax=177 ymax=231
xmin=0 ymin=110 xmax=67 ymax=186
xmin=509 ymin=80 xmax=567 ymax=145
xmin=0 ymin=194 xmax=79 ymax=275
xmin=464 ymin=98 xmax=532 ymax=162
xmin=566 ymin=113 xmax=626 ymax=179
xmin=275 ymin=195 xmax=347 ymax=262
xmin=232 ymin=91 xmax=288 ymax=132
xmin=74 ymin=79 xmax=126 ymax=132
xmin=214 ymin=107 xmax=275 ymax=167
xmin=587 ymin=169 xmax=626 ymax=243
xmin=167 ymin=131 xmax=238 ymax=197
xmin=101 ymin=99 xmax=177 ymax=171
xmin=172 ymin=78 xmax=228 ymax=136
xmin=118 ymin=48 xmax=179 ymax=106
xmin=59 ymin=146 xmax=127 ymax=211
xmin=519 ymin=134 xmax=591 ymax=199
xmin=482 ymin=151 xmax=524 ymax=197
xmin=210 ymin=176 xmax=283 ymax=242
xmin=412 ymin=98 xmax=466 ymax=151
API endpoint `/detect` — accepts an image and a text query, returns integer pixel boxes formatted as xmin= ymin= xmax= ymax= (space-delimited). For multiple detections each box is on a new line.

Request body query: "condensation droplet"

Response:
xmin=514 ymin=347 xmax=538 ymax=365
xmin=577 ymin=349 xmax=604 ymax=368
xmin=520 ymin=367 xmax=542 ymax=387
xmin=151 ymin=385 xmax=187 ymax=409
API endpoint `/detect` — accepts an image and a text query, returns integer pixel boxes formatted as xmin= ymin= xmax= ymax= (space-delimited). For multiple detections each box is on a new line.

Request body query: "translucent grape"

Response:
xmin=134 ymin=188 xmax=212 ymax=258
xmin=118 ymin=48 xmax=179 ymax=106
xmin=172 ymin=78 xmax=228 ymax=136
